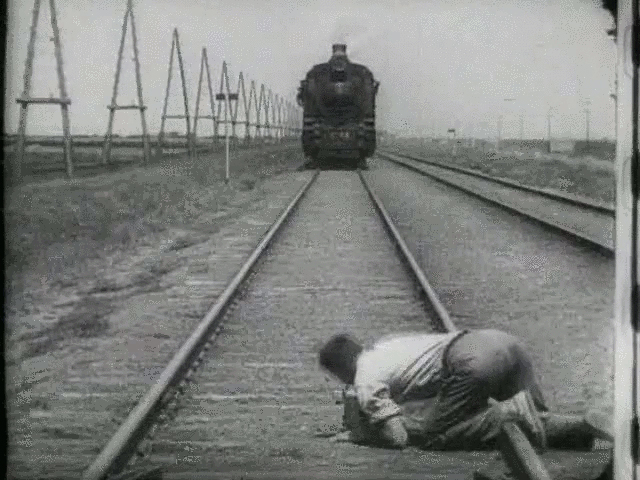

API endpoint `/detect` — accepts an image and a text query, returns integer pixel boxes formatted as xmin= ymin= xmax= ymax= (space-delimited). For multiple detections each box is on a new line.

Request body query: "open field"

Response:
xmin=384 ymin=139 xmax=615 ymax=205
xmin=2 ymin=135 xmax=291 ymax=148
xmin=3 ymin=136 xmax=299 ymax=185
xmin=4 ymin=143 xmax=305 ymax=290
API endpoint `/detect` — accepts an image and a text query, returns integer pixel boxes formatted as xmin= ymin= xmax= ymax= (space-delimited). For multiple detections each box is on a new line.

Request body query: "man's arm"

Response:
xmin=379 ymin=415 xmax=408 ymax=448
xmin=354 ymin=382 xmax=408 ymax=448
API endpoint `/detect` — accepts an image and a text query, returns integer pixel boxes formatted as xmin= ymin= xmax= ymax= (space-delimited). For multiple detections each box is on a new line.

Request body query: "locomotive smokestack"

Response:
xmin=332 ymin=44 xmax=347 ymax=57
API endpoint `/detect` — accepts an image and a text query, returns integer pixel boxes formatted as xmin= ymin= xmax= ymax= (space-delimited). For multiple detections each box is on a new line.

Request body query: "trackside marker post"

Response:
xmin=216 ymin=61 xmax=239 ymax=184
xmin=216 ymin=91 xmax=238 ymax=183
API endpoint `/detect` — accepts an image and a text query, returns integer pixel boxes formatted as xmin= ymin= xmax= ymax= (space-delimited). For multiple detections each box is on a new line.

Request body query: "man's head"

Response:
xmin=318 ymin=333 xmax=363 ymax=385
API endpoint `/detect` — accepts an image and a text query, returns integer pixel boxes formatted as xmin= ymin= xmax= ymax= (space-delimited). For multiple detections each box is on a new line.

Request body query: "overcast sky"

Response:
xmin=4 ymin=0 xmax=617 ymax=139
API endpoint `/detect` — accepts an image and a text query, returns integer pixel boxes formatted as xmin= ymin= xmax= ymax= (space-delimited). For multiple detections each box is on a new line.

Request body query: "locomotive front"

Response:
xmin=299 ymin=44 xmax=379 ymax=169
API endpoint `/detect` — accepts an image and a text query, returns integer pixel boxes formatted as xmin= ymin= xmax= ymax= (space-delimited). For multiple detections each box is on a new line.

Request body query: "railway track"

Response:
xmin=377 ymin=150 xmax=614 ymax=254
xmin=81 ymin=170 xmax=551 ymax=480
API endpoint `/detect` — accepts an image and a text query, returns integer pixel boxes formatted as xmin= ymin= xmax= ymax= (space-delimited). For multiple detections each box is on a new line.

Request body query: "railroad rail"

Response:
xmin=378 ymin=150 xmax=615 ymax=254
xmin=82 ymin=171 xmax=320 ymax=480
xmin=82 ymin=170 xmax=551 ymax=480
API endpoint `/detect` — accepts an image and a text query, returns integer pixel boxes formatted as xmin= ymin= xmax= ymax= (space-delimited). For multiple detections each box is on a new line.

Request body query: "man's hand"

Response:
xmin=379 ymin=416 xmax=408 ymax=449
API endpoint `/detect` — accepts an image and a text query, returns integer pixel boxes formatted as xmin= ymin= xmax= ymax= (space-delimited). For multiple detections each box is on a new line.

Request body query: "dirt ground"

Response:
xmin=383 ymin=141 xmax=615 ymax=205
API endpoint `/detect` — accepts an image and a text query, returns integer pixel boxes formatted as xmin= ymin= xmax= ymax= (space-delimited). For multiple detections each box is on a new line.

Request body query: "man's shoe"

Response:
xmin=584 ymin=409 xmax=614 ymax=443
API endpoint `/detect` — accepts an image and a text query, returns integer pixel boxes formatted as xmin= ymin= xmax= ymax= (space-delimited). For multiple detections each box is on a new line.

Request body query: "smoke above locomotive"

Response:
xmin=297 ymin=44 xmax=380 ymax=169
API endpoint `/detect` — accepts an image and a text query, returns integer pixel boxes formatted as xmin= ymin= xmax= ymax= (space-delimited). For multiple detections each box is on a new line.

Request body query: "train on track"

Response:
xmin=297 ymin=44 xmax=380 ymax=169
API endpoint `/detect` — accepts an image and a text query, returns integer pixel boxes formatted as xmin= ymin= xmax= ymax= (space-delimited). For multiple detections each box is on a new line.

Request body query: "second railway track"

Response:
xmin=378 ymin=150 xmax=615 ymax=254
xmin=83 ymin=169 xmax=534 ymax=480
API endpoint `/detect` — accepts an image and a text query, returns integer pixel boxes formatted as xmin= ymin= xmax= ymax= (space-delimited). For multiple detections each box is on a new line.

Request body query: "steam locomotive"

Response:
xmin=297 ymin=44 xmax=380 ymax=169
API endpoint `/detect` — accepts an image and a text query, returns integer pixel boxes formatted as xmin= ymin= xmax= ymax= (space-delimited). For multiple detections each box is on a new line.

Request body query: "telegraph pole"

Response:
xmin=586 ymin=108 xmax=590 ymax=145
xmin=611 ymin=75 xmax=618 ymax=139
xmin=519 ymin=114 xmax=524 ymax=141
xmin=547 ymin=108 xmax=553 ymax=153
xmin=502 ymin=98 xmax=516 ymax=151
xmin=584 ymin=99 xmax=591 ymax=152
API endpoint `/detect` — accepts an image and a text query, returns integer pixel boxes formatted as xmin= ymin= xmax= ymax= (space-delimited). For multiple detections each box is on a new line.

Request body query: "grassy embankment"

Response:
xmin=385 ymin=141 xmax=615 ymax=205
xmin=4 ymin=142 xmax=305 ymax=299
xmin=3 ymin=137 xmax=287 ymax=183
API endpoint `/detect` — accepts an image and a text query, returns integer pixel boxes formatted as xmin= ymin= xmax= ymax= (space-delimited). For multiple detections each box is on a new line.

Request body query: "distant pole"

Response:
xmin=519 ymin=114 xmax=524 ymax=141
xmin=497 ymin=115 xmax=503 ymax=152
xmin=547 ymin=108 xmax=552 ymax=153
xmin=585 ymin=103 xmax=591 ymax=150
xmin=225 ymin=93 xmax=230 ymax=183
xmin=581 ymin=98 xmax=592 ymax=154
xmin=448 ymin=128 xmax=457 ymax=157
xmin=501 ymin=98 xmax=516 ymax=152
xmin=610 ymin=72 xmax=618 ymax=139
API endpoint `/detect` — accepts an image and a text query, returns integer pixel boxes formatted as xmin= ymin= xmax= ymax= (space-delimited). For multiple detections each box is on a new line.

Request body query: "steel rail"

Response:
xmin=379 ymin=153 xmax=614 ymax=255
xmin=82 ymin=170 xmax=320 ymax=480
xmin=359 ymin=170 xmax=552 ymax=480
xmin=358 ymin=171 xmax=456 ymax=333
xmin=379 ymin=149 xmax=614 ymax=214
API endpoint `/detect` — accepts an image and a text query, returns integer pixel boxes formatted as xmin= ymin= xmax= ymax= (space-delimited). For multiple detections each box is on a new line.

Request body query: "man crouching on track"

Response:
xmin=318 ymin=329 xmax=612 ymax=451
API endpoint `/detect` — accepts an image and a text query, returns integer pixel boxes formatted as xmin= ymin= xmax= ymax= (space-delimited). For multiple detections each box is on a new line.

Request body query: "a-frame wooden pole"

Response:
xmin=49 ymin=0 xmax=73 ymax=177
xmin=156 ymin=28 xmax=192 ymax=159
xmin=128 ymin=0 xmax=150 ymax=164
xmin=15 ymin=0 xmax=73 ymax=180
xmin=192 ymin=47 xmax=216 ymax=158
xmin=102 ymin=0 xmax=150 ymax=165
